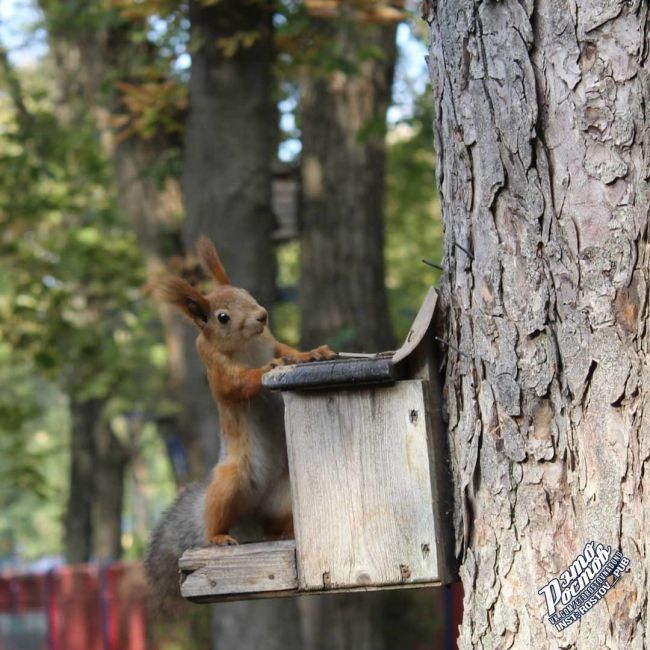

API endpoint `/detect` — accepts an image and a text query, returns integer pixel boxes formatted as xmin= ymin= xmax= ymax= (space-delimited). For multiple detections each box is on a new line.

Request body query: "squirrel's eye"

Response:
xmin=217 ymin=312 xmax=230 ymax=324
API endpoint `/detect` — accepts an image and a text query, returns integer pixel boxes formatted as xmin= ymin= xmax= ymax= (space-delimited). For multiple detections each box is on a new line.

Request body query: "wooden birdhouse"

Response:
xmin=179 ymin=288 xmax=456 ymax=602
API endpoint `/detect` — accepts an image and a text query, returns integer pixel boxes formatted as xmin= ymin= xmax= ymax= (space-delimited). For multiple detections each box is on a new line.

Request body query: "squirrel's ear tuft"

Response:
xmin=156 ymin=276 xmax=211 ymax=328
xmin=196 ymin=236 xmax=230 ymax=285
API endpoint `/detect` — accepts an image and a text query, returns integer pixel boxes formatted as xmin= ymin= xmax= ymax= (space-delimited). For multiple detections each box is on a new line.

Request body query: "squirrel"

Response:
xmin=144 ymin=236 xmax=335 ymax=614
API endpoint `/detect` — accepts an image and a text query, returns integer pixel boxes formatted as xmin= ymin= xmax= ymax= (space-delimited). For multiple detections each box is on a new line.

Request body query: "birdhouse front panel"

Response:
xmin=284 ymin=379 xmax=440 ymax=591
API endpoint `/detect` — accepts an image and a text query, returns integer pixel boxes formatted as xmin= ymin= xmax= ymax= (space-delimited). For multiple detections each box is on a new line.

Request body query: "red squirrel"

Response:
xmin=156 ymin=236 xmax=335 ymax=546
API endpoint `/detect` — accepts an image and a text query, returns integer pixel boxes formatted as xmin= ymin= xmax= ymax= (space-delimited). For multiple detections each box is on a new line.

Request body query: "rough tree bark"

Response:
xmin=425 ymin=0 xmax=648 ymax=647
xmin=182 ymin=2 xmax=304 ymax=648
xmin=299 ymin=16 xmax=397 ymax=353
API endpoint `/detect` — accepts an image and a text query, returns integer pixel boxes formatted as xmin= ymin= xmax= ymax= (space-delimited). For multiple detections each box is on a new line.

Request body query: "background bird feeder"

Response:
xmin=179 ymin=288 xmax=456 ymax=602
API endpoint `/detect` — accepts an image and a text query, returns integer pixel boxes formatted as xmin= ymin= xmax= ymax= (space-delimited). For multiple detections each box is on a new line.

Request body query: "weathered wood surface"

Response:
xmin=263 ymin=356 xmax=398 ymax=391
xmin=284 ymin=380 xmax=442 ymax=590
xmin=401 ymin=290 xmax=457 ymax=585
xmin=392 ymin=287 xmax=438 ymax=365
xmin=179 ymin=540 xmax=298 ymax=600
xmin=178 ymin=539 xmax=441 ymax=603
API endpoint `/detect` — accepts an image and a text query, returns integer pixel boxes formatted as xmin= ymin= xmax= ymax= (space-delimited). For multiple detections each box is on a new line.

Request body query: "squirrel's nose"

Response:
xmin=256 ymin=310 xmax=268 ymax=325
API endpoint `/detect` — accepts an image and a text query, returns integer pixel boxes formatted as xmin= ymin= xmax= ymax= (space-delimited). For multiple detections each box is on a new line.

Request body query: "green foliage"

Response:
xmin=275 ymin=3 xmax=379 ymax=80
xmin=385 ymin=93 xmax=442 ymax=342
xmin=273 ymin=241 xmax=300 ymax=347
xmin=0 ymin=50 xmax=168 ymax=560
xmin=0 ymin=95 xmax=165 ymax=403
xmin=0 ymin=343 xmax=69 ymax=559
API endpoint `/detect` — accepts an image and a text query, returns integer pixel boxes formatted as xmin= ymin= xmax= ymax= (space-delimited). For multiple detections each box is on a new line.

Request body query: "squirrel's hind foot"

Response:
xmin=209 ymin=534 xmax=239 ymax=546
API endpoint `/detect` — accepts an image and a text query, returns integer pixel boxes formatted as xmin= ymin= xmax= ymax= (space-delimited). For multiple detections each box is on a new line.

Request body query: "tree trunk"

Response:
xmin=299 ymin=18 xmax=397 ymax=353
xmin=182 ymin=0 xmax=279 ymax=469
xmin=64 ymin=397 xmax=103 ymax=563
xmin=111 ymin=136 xmax=208 ymax=481
xmin=298 ymin=592 xmax=382 ymax=650
xmin=93 ymin=419 xmax=129 ymax=562
xmin=425 ymin=1 xmax=648 ymax=647
xmin=41 ymin=0 xmax=207 ymax=483
xmin=181 ymin=2 xmax=305 ymax=647
xmin=182 ymin=0 xmax=277 ymax=307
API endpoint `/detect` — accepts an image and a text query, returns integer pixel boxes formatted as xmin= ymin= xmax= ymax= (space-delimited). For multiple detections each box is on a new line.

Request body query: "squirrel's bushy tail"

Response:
xmin=144 ymin=481 xmax=207 ymax=617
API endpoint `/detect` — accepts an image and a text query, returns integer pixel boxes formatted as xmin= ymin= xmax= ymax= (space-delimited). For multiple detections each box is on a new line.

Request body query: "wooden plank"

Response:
xmin=392 ymin=287 xmax=438 ymax=365
xmin=179 ymin=540 xmax=298 ymax=599
xmin=402 ymin=291 xmax=458 ymax=584
xmin=263 ymin=356 xmax=398 ymax=391
xmin=180 ymin=578 xmax=442 ymax=603
xmin=284 ymin=380 xmax=440 ymax=591
xmin=410 ymin=330 xmax=459 ymax=585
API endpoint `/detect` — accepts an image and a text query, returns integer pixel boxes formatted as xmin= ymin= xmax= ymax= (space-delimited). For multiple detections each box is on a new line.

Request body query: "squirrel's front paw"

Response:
xmin=304 ymin=345 xmax=337 ymax=361
xmin=266 ymin=357 xmax=290 ymax=371
xmin=210 ymin=534 xmax=239 ymax=546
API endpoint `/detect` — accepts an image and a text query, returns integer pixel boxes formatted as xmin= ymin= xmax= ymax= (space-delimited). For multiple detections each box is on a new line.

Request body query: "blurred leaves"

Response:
xmin=0 ymin=0 xmax=441 ymax=564
xmin=0 ymin=37 xmax=168 ymax=558
xmin=385 ymin=92 xmax=442 ymax=341
xmin=113 ymin=79 xmax=187 ymax=140
xmin=216 ymin=30 xmax=261 ymax=56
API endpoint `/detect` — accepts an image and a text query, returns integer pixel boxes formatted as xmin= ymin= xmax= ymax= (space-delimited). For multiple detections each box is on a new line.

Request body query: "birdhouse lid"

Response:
xmin=263 ymin=287 xmax=438 ymax=391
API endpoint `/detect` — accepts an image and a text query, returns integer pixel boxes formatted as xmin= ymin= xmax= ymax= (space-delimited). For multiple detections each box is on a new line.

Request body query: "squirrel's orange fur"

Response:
xmin=157 ymin=236 xmax=335 ymax=544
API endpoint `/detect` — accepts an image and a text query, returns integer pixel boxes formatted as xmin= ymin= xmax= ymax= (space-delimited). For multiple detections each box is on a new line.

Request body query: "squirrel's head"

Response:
xmin=157 ymin=237 xmax=269 ymax=355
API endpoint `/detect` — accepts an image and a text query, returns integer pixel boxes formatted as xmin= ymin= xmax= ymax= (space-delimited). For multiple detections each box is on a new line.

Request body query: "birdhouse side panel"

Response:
xmin=284 ymin=380 xmax=440 ymax=591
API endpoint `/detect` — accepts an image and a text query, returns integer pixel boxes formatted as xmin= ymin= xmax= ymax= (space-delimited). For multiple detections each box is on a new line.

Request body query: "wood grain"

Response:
xmin=284 ymin=380 xmax=441 ymax=590
xmin=179 ymin=540 xmax=298 ymax=599
xmin=403 ymin=290 xmax=458 ymax=585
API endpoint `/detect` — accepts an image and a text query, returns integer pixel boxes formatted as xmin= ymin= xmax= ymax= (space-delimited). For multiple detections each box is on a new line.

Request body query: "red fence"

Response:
xmin=0 ymin=565 xmax=462 ymax=650
xmin=0 ymin=564 xmax=150 ymax=650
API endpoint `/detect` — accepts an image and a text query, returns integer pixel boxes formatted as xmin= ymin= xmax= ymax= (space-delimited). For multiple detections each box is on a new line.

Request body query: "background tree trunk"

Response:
xmin=93 ymin=420 xmax=129 ymax=561
xmin=42 ymin=0 xmax=206 ymax=487
xmin=182 ymin=0 xmax=279 ymax=466
xmin=111 ymin=136 xmax=206 ymax=482
xmin=181 ymin=2 xmax=304 ymax=647
xmin=425 ymin=0 xmax=649 ymax=647
xmin=299 ymin=17 xmax=397 ymax=353
xmin=64 ymin=397 xmax=102 ymax=563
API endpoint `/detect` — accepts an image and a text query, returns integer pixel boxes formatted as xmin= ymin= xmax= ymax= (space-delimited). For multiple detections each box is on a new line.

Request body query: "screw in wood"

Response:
xmin=400 ymin=564 xmax=411 ymax=581
xmin=322 ymin=571 xmax=331 ymax=587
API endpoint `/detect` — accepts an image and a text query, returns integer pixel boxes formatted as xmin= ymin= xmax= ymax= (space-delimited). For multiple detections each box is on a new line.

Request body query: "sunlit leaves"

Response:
xmin=113 ymin=79 xmax=187 ymax=140
xmin=215 ymin=30 xmax=261 ymax=56
xmin=304 ymin=0 xmax=405 ymax=23
xmin=0 ymin=55 xmax=167 ymax=408
xmin=109 ymin=0 xmax=182 ymax=21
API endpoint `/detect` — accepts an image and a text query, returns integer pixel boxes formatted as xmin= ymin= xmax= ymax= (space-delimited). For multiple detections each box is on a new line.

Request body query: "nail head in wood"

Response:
xmin=400 ymin=565 xmax=412 ymax=582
